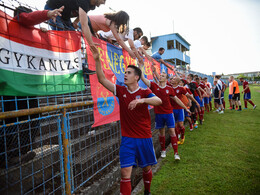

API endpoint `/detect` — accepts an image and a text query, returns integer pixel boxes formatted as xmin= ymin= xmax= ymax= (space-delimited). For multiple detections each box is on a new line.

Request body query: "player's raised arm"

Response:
xmin=139 ymin=65 xmax=151 ymax=87
xmin=92 ymin=46 xmax=115 ymax=93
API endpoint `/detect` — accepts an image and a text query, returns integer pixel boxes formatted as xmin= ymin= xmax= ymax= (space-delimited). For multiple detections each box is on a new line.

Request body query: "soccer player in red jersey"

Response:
xmin=240 ymin=78 xmax=257 ymax=109
xmin=196 ymin=77 xmax=208 ymax=124
xmin=192 ymin=76 xmax=206 ymax=125
xmin=202 ymin=78 xmax=211 ymax=113
xmin=169 ymin=77 xmax=199 ymax=144
xmin=93 ymin=46 xmax=162 ymax=195
xmin=180 ymin=79 xmax=194 ymax=131
xmin=141 ymin=68 xmax=190 ymax=160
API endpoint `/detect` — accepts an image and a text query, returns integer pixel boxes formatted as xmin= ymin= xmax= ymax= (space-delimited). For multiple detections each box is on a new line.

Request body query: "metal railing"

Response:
xmin=0 ymin=94 xmax=124 ymax=194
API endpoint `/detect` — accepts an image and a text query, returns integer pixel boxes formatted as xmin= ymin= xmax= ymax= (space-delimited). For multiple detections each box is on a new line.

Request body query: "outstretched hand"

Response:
xmin=185 ymin=108 xmax=191 ymax=115
xmin=47 ymin=6 xmax=64 ymax=23
xmin=128 ymin=99 xmax=144 ymax=110
xmin=90 ymin=45 xmax=100 ymax=61
xmin=128 ymin=50 xmax=136 ymax=59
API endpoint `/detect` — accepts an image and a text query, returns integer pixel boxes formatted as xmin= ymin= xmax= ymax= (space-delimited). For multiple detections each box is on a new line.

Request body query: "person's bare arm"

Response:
xmin=223 ymin=83 xmax=228 ymax=92
xmin=159 ymin=59 xmax=173 ymax=70
xmin=92 ymin=46 xmax=114 ymax=93
xmin=197 ymin=87 xmax=202 ymax=100
xmin=140 ymin=71 xmax=151 ymax=87
xmin=109 ymin=23 xmax=136 ymax=59
xmin=128 ymin=96 xmax=162 ymax=110
xmin=186 ymin=94 xmax=200 ymax=108
xmin=151 ymin=64 xmax=159 ymax=82
xmin=139 ymin=47 xmax=155 ymax=65
xmin=170 ymin=96 xmax=191 ymax=114
xmin=79 ymin=8 xmax=96 ymax=51
xmin=242 ymin=84 xmax=249 ymax=93
xmin=128 ymin=39 xmax=144 ymax=65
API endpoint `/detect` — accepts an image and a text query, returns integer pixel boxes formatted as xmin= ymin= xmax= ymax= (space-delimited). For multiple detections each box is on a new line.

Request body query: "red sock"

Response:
xmin=189 ymin=123 xmax=193 ymax=130
xmin=244 ymin=100 xmax=248 ymax=108
xmin=199 ymin=110 xmax=203 ymax=120
xmin=171 ymin=136 xmax=178 ymax=154
xmin=159 ymin=136 xmax=165 ymax=151
xmin=180 ymin=126 xmax=185 ymax=139
xmin=120 ymin=178 xmax=131 ymax=195
xmin=175 ymin=126 xmax=180 ymax=141
xmin=206 ymin=105 xmax=209 ymax=112
xmin=248 ymin=100 xmax=255 ymax=107
xmin=143 ymin=169 xmax=152 ymax=192
xmin=223 ymin=100 xmax=226 ymax=109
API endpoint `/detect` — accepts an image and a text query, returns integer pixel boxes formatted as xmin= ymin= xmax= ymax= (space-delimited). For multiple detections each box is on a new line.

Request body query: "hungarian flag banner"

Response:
xmin=0 ymin=10 xmax=84 ymax=96
xmin=87 ymin=37 xmax=164 ymax=127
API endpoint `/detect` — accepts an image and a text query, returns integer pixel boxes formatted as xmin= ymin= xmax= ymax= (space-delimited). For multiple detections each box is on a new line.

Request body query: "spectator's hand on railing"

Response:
xmin=47 ymin=6 xmax=64 ymax=23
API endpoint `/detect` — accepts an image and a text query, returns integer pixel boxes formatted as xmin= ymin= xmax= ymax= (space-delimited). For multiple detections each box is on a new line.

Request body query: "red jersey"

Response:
xmin=171 ymin=85 xmax=188 ymax=109
xmin=191 ymin=81 xmax=199 ymax=97
xmin=185 ymin=87 xmax=192 ymax=95
xmin=150 ymin=82 xmax=175 ymax=114
xmin=115 ymin=85 xmax=155 ymax=138
xmin=243 ymin=81 xmax=250 ymax=93
xmin=220 ymin=80 xmax=226 ymax=91
xmin=199 ymin=82 xmax=206 ymax=95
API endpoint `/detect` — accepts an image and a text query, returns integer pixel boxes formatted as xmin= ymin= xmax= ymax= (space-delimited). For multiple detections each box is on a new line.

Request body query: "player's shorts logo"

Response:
xmin=97 ymin=91 xmax=115 ymax=116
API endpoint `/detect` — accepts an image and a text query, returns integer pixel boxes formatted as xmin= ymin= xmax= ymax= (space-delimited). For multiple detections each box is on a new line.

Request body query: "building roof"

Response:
xmin=151 ymin=33 xmax=191 ymax=46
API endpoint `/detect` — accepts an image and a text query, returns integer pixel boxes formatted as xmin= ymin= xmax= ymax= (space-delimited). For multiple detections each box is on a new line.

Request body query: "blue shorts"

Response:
xmin=195 ymin=96 xmax=204 ymax=107
xmin=229 ymin=94 xmax=233 ymax=100
xmin=119 ymin=136 xmax=157 ymax=168
xmin=173 ymin=109 xmax=184 ymax=122
xmin=203 ymin=97 xmax=209 ymax=104
xmin=155 ymin=113 xmax=175 ymax=129
xmin=244 ymin=92 xmax=251 ymax=100
xmin=184 ymin=109 xmax=190 ymax=118
xmin=209 ymin=96 xmax=212 ymax=102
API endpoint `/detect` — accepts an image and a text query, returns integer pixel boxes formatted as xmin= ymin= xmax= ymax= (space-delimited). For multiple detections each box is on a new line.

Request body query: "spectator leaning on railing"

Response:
xmin=13 ymin=5 xmax=64 ymax=32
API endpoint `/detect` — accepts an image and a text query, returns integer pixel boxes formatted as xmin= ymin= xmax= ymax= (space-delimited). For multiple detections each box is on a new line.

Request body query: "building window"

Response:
xmin=167 ymin=40 xmax=174 ymax=49
xmin=176 ymin=40 xmax=181 ymax=51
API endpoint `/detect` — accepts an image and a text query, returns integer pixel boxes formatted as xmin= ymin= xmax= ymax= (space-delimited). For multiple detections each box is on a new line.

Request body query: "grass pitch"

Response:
xmin=149 ymin=85 xmax=260 ymax=195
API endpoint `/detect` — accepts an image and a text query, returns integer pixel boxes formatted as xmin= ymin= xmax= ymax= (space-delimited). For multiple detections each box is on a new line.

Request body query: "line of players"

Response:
xmin=93 ymin=45 xmax=214 ymax=194
xmin=143 ymin=67 xmax=213 ymax=160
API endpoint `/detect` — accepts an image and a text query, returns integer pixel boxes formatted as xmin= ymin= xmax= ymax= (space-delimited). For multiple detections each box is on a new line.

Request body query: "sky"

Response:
xmin=4 ymin=0 xmax=260 ymax=75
